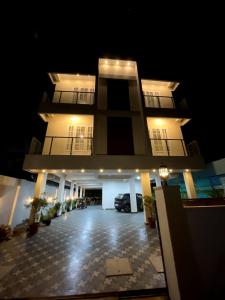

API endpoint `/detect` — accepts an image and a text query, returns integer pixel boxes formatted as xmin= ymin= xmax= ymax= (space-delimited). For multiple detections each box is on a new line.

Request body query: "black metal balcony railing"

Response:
xmin=42 ymin=136 xmax=93 ymax=155
xmin=53 ymin=91 xmax=95 ymax=105
xmin=144 ymin=95 xmax=175 ymax=109
xmin=150 ymin=138 xmax=188 ymax=156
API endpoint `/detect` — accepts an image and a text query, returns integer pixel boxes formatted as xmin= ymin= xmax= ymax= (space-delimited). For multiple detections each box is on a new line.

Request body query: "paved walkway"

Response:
xmin=0 ymin=206 xmax=165 ymax=298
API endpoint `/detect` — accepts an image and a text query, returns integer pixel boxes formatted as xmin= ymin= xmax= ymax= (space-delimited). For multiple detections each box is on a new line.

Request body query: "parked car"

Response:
xmin=114 ymin=193 xmax=143 ymax=212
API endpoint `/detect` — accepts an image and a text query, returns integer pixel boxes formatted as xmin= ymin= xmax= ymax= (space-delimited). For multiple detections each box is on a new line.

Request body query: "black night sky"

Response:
xmin=2 ymin=3 xmax=224 ymax=179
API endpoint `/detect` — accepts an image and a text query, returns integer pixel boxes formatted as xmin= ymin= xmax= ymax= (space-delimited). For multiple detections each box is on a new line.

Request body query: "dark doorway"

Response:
xmin=107 ymin=79 xmax=130 ymax=110
xmin=107 ymin=117 xmax=134 ymax=155
xmin=84 ymin=189 xmax=102 ymax=205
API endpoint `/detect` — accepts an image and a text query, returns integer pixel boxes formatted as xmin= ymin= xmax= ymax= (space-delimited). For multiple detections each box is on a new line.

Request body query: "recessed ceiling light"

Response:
xmin=81 ymin=169 xmax=85 ymax=173
xmin=117 ymin=168 xmax=122 ymax=173
xmin=99 ymin=169 xmax=104 ymax=173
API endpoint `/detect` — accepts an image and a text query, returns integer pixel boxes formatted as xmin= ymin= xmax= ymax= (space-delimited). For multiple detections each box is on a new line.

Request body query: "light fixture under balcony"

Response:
xmin=159 ymin=165 xmax=169 ymax=186
xmin=99 ymin=169 xmax=104 ymax=173
xmin=42 ymin=169 xmax=46 ymax=173
xmin=152 ymin=169 xmax=156 ymax=173
xmin=185 ymin=169 xmax=189 ymax=172
xmin=117 ymin=169 xmax=122 ymax=173
xmin=62 ymin=169 xmax=65 ymax=173
xmin=81 ymin=169 xmax=85 ymax=173
xmin=135 ymin=169 xmax=139 ymax=173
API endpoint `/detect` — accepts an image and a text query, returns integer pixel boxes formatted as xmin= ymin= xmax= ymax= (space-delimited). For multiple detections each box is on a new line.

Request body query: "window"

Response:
xmin=152 ymin=128 xmax=167 ymax=155
xmin=144 ymin=91 xmax=160 ymax=107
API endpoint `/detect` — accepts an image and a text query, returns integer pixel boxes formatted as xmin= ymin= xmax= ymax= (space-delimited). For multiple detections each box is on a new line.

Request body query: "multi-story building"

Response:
xmin=23 ymin=58 xmax=204 ymax=221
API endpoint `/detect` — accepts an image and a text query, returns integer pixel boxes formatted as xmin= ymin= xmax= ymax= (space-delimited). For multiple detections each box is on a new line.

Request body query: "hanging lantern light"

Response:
xmin=159 ymin=165 xmax=169 ymax=185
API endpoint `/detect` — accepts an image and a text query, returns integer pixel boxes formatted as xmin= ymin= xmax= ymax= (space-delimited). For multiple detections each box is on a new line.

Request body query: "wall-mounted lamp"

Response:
xmin=159 ymin=165 xmax=169 ymax=186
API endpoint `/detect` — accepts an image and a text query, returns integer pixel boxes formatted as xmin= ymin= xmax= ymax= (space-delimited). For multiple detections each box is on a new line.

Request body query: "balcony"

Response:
xmin=144 ymin=94 xmax=175 ymax=109
xmin=42 ymin=136 xmax=93 ymax=155
xmin=53 ymin=90 xmax=95 ymax=105
xmin=150 ymin=138 xmax=188 ymax=156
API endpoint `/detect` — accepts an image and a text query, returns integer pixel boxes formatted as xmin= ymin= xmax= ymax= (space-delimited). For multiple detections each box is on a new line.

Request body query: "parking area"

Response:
xmin=0 ymin=206 xmax=165 ymax=298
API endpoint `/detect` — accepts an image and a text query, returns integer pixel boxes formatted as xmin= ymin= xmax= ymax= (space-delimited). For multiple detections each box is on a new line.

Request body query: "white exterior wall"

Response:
xmin=0 ymin=176 xmax=19 ymax=225
xmin=0 ymin=175 xmax=65 ymax=228
xmin=102 ymin=180 xmax=141 ymax=209
xmin=42 ymin=115 xmax=94 ymax=155
xmin=99 ymin=59 xmax=137 ymax=79
xmin=141 ymin=80 xmax=174 ymax=108
xmin=53 ymin=75 xmax=95 ymax=104
xmin=147 ymin=118 xmax=187 ymax=156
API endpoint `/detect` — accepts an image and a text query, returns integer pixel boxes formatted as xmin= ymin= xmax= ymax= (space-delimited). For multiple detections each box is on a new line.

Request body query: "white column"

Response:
xmin=155 ymin=187 xmax=181 ymax=300
xmin=155 ymin=174 xmax=162 ymax=187
xmin=8 ymin=184 xmax=21 ymax=226
xmin=70 ymin=182 xmax=75 ymax=199
xmin=130 ymin=177 xmax=137 ymax=212
xmin=183 ymin=170 xmax=197 ymax=199
xmin=58 ymin=176 xmax=65 ymax=203
xmin=34 ymin=172 xmax=47 ymax=198
xmin=140 ymin=172 xmax=152 ymax=223
xmin=79 ymin=187 xmax=83 ymax=198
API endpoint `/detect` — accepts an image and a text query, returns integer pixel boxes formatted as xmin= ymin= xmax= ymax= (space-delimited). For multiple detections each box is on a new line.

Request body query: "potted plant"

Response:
xmin=26 ymin=197 xmax=48 ymax=235
xmin=54 ymin=202 xmax=62 ymax=216
xmin=143 ymin=195 xmax=156 ymax=228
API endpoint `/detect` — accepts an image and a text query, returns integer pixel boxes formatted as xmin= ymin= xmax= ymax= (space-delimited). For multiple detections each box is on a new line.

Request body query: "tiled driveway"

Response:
xmin=0 ymin=206 xmax=165 ymax=298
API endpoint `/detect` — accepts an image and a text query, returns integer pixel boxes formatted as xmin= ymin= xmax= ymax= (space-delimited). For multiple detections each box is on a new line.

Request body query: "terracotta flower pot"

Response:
xmin=27 ymin=223 xmax=39 ymax=236
xmin=148 ymin=217 xmax=156 ymax=228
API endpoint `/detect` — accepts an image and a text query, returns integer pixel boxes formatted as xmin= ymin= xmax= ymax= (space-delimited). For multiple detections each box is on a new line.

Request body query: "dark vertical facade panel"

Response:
xmin=107 ymin=117 xmax=134 ymax=155
xmin=107 ymin=79 xmax=130 ymax=110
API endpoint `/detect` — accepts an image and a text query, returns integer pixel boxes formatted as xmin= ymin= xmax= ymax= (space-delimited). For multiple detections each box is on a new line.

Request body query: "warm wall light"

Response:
xmin=116 ymin=61 xmax=119 ymax=65
xmin=42 ymin=169 xmax=46 ymax=173
xmin=71 ymin=116 xmax=80 ymax=122
xmin=155 ymin=118 xmax=163 ymax=126
xmin=99 ymin=169 xmax=104 ymax=173
xmin=62 ymin=169 xmax=65 ymax=173
xmin=117 ymin=169 xmax=122 ymax=173
xmin=81 ymin=169 xmax=85 ymax=173
xmin=76 ymin=74 xmax=79 ymax=77
xmin=135 ymin=169 xmax=139 ymax=173
xmin=127 ymin=62 xmax=130 ymax=66
xmin=185 ymin=169 xmax=189 ymax=172
xmin=153 ymin=169 xmax=156 ymax=172
xmin=169 ymin=169 xmax=173 ymax=173
xmin=105 ymin=60 xmax=108 ymax=64
xmin=80 ymin=135 xmax=84 ymax=138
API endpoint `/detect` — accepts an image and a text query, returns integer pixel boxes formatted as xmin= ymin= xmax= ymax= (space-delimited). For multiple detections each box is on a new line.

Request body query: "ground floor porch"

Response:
xmin=0 ymin=206 xmax=165 ymax=298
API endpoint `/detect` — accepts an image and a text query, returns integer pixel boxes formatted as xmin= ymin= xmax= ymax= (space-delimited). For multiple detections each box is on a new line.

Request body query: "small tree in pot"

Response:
xmin=143 ymin=195 xmax=156 ymax=228
xmin=26 ymin=197 xmax=48 ymax=235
